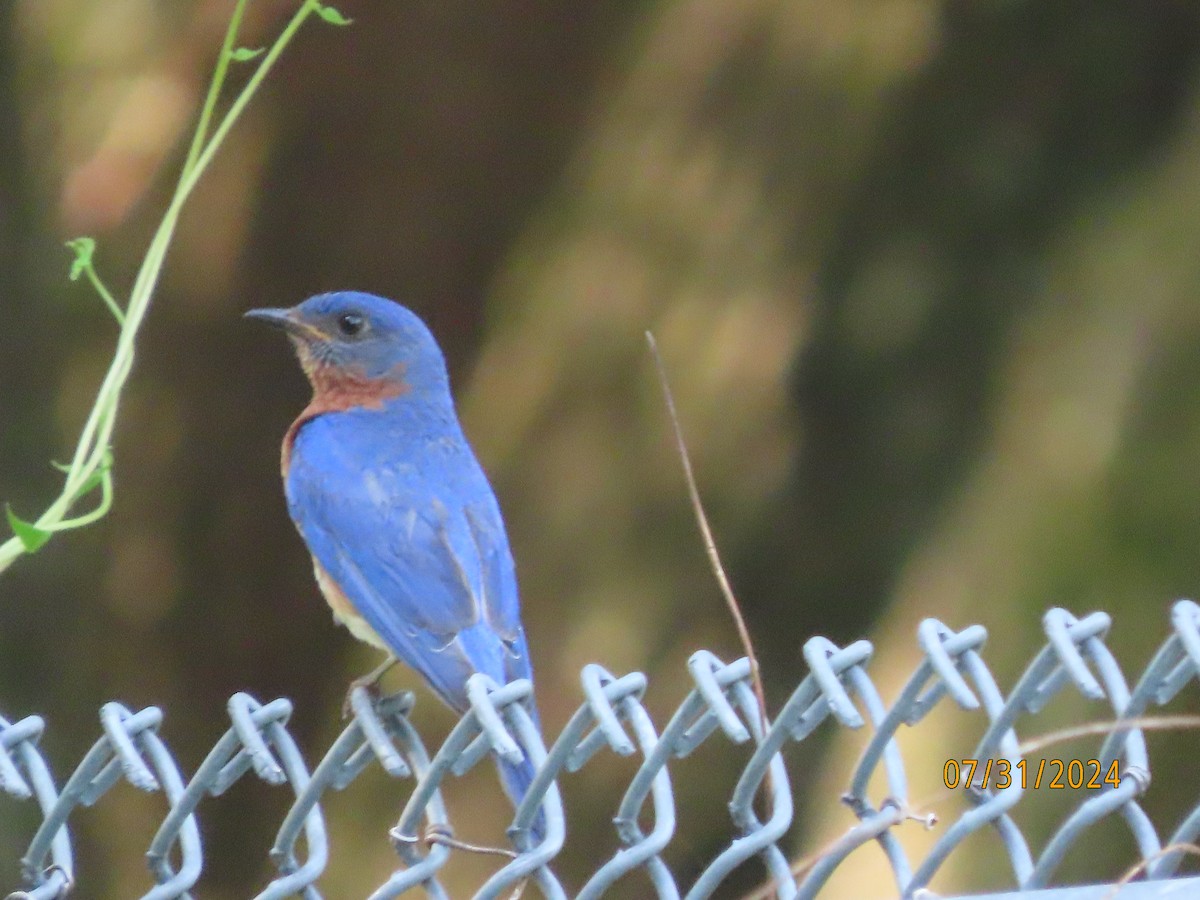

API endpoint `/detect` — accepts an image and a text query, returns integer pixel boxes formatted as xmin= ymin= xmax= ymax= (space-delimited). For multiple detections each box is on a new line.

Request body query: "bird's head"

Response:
xmin=245 ymin=292 xmax=450 ymax=406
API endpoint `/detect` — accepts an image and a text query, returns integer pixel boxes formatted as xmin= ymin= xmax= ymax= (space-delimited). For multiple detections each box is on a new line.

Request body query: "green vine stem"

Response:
xmin=0 ymin=0 xmax=350 ymax=575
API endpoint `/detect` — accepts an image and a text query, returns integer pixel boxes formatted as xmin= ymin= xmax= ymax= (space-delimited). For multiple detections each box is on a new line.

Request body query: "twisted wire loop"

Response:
xmin=3 ymin=604 xmax=1200 ymax=899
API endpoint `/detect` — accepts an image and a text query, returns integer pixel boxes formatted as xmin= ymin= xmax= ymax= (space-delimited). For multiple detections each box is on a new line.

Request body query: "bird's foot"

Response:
xmin=342 ymin=655 xmax=398 ymax=719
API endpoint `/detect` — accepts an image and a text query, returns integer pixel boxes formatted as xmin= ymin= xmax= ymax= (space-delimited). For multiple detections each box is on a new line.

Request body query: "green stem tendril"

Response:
xmin=0 ymin=0 xmax=349 ymax=574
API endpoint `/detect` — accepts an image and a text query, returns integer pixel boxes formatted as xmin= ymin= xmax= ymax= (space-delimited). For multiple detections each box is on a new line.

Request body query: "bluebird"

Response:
xmin=246 ymin=291 xmax=541 ymax=834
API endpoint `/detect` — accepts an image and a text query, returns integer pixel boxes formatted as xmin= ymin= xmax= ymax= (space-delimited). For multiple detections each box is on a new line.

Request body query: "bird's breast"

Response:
xmin=280 ymin=362 xmax=411 ymax=476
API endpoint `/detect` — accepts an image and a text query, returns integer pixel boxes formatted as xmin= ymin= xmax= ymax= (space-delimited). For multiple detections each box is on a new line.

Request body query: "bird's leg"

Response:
xmin=342 ymin=654 xmax=397 ymax=718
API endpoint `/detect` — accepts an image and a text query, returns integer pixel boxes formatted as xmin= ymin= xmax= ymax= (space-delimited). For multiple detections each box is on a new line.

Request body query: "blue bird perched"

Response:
xmin=245 ymin=291 xmax=542 ymax=836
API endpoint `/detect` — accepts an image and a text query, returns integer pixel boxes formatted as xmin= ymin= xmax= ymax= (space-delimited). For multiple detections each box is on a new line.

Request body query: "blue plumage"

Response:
xmin=285 ymin=406 xmax=532 ymax=711
xmin=247 ymin=292 xmax=541 ymax=834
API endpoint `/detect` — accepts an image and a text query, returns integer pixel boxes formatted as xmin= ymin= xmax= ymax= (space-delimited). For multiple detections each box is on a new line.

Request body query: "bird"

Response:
xmin=245 ymin=291 xmax=543 ymax=837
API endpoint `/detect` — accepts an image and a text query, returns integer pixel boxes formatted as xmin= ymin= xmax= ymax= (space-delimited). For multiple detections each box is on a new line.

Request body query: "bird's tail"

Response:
xmin=497 ymin=754 xmax=547 ymax=843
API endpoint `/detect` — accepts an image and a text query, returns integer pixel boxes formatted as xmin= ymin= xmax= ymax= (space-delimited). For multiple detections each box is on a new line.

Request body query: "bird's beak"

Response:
xmin=243 ymin=307 xmax=328 ymax=342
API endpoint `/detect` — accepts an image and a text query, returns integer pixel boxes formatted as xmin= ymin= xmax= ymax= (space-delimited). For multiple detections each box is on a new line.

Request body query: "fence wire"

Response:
xmin=3 ymin=602 xmax=1200 ymax=900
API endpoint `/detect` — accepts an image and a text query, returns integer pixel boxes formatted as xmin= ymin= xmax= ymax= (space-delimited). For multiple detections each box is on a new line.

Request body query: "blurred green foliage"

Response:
xmin=2 ymin=1 xmax=1200 ymax=897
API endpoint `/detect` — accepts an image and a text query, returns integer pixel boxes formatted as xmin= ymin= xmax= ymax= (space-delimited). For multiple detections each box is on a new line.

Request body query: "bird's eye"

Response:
xmin=337 ymin=313 xmax=366 ymax=337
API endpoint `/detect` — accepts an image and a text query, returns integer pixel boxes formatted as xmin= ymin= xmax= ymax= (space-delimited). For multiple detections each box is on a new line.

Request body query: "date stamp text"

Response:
xmin=942 ymin=758 xmax=1121 ymax=791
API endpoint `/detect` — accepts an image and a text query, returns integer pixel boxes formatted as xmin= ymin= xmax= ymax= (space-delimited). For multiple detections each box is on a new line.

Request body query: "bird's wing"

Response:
xmin=285 ymin=419 xmax=526 ymax=709
xmin=462 ymin=493 xmax=533 ymax=686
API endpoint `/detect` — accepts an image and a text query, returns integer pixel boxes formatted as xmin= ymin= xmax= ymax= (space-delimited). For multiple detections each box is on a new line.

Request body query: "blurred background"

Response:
xmin=3 ymin=0 xmax=1200 ymax=897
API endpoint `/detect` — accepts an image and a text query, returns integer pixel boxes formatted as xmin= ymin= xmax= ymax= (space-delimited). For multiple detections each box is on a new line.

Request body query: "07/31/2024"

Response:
xmin=943 ymin=758 xmax=1121 ymax=791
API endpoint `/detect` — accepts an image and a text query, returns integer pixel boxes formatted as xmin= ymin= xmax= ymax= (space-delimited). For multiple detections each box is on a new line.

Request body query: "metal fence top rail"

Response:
xmin=3 ymin=601 xmax=1200 ymax=899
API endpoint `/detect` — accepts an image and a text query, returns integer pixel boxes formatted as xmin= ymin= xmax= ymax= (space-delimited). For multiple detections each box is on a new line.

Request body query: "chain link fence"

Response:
xmin=3 ymin=602 xmax=1200 ymax=899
